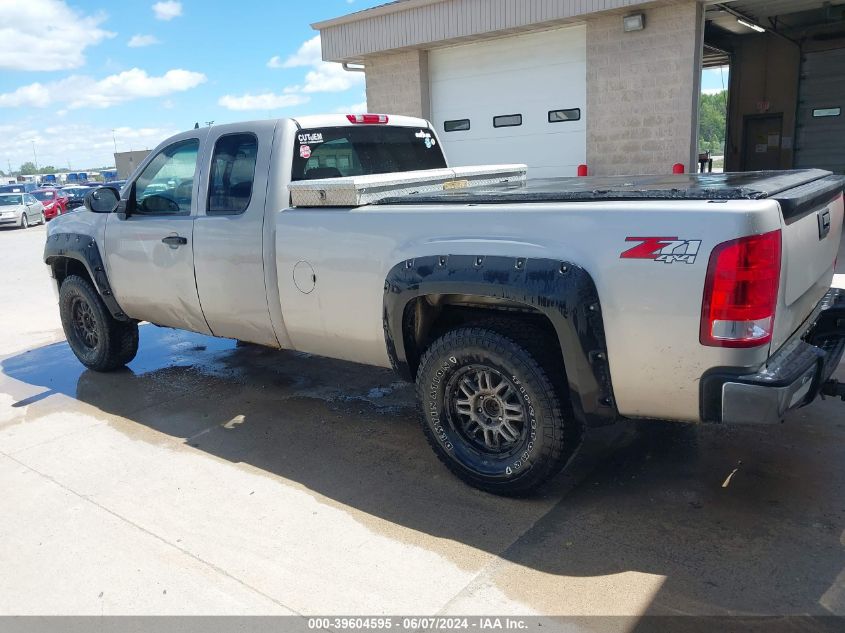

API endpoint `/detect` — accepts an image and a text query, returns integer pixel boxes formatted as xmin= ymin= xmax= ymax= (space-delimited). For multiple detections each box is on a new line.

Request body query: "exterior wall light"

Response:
xmin=623 ymin=13 xmax=645 ymax=32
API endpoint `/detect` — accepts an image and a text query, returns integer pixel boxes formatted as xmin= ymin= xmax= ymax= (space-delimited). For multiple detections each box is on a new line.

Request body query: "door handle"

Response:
xmin=161 ymin=235 xmax=188 ymax=246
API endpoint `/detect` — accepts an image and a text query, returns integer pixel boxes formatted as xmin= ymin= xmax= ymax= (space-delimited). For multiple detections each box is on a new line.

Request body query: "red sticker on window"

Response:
xmin=300 ymin=145 xmax=311 ymax=159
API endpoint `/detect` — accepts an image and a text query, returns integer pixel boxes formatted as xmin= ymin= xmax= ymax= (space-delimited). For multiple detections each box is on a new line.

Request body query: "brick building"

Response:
xmin=313 ymin=0 xmax=845 ymax=178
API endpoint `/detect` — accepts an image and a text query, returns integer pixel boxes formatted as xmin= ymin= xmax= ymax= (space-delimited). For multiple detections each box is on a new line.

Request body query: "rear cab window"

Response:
xmin=291 ymin=125 xmax=447 ymax=181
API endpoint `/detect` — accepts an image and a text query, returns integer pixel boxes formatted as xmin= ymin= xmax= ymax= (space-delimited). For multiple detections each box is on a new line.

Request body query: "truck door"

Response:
xmin=192 ymin=120 xmax=279 ymax=346
xmin=103 ymin=132 xmax=211 ymax=334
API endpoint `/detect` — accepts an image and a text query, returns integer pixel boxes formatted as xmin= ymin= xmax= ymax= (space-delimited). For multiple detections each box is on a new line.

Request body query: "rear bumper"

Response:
xmin=701 ymin=287 xmax=845 ymax=423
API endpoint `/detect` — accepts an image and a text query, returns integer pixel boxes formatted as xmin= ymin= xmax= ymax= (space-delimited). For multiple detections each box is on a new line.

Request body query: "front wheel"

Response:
xmin=20 ymin=213 xmax=28 ymax=229
xmin=59 ymin=275 xmax=139 ymax=371
xmin=416 ymin=326 xmax=579 ymax=496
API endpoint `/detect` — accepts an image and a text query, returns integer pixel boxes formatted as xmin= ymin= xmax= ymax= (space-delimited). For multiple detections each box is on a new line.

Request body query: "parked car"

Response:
xmin=43 ymin=114 xmax=845 ymax=496
xmin=31 ymin=188 xmax=68 ymax=220
xmin=61 ymin=185 xmax=93 ymax=210
xmin=0 ymin=182 xmax=38 ymax=194
xmin=104 ymin=180 xmax=126 ymax=191
xmin=0 ymin=192 xmax=45 ymax=228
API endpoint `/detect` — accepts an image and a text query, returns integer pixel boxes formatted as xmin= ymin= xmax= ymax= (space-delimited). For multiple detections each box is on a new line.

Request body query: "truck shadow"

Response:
xmin=2 ymin=325 xmax=844 ymax=616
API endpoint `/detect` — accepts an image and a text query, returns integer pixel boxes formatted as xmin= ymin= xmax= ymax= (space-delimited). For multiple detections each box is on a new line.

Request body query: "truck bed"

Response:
xmin=378 ymin=169 xmax=844 ymax=219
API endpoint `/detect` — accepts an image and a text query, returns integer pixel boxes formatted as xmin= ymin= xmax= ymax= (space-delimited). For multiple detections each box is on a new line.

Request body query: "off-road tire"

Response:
xmin=59 ymin=274 xmax=139 ymax=371
xmin=416 ymin=325 xmax=579 ymax=496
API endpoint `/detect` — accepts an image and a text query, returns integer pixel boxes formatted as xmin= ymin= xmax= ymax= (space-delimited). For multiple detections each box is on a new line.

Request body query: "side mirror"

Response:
xmin=84 ymin=186 xmax=120 ymax=214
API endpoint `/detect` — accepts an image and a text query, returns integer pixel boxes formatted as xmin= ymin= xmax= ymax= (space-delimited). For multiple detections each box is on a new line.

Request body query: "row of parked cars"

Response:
xmin=0 ymin=181 xmax=125 ymax=229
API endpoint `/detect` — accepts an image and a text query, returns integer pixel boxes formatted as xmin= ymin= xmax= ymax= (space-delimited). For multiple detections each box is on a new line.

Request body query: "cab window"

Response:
xmin=133 ymin=139 xmax=199 ymax=215
xmin=207 ymin=133 xmax=258 ymax=216
xmin=291 ymin=126 xmax=447 ymax=181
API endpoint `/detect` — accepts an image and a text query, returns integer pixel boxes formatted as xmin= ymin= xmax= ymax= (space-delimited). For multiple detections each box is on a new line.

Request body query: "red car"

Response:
xmin=31 ymin=188 xmax=69 ymax=220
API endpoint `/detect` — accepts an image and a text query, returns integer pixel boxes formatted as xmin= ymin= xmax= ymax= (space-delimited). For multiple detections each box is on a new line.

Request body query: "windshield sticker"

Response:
xmin=299 ymin=145 xmax=312 ymax=159
xmin=415 ymin=130 xmax=437 ymax=149
xmin=298 ymin=132 xmax=323 ymax=144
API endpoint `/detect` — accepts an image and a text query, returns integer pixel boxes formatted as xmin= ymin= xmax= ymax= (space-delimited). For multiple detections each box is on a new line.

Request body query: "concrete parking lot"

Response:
xmin=0 ymin=222 xmax=844 ymax=620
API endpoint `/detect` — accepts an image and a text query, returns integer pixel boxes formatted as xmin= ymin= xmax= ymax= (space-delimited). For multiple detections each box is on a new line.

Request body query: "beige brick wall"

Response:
xmin=586 ymin=1 xmax=703 ymax=175
xmin=364 ymin=50 xmax=430 ymax=119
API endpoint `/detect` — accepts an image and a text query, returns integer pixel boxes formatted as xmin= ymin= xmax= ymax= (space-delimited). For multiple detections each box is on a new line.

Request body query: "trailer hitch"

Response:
xmin=820 ymin=380 xmax=845 ymax=402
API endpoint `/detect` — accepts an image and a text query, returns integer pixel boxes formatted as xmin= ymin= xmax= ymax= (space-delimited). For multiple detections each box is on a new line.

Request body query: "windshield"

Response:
xmin=32 ymin=190 xmax=55 ymax=201
xmin=0 ymin=194 xmax=23 ymax=206
xmin=291 ymin=125 xmax=447 ymax=181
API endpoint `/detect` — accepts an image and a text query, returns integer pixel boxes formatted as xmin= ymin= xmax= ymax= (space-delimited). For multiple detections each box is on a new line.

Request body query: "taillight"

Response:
xmin=346 ymin=113 xmax=389 ymax=124
xmin=700 ymin=229 xmax=782 ymax=348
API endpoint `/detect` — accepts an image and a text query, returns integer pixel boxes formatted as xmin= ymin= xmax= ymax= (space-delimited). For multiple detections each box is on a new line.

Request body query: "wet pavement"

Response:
xmin=0 ymin=223 xmax=844 ymax=620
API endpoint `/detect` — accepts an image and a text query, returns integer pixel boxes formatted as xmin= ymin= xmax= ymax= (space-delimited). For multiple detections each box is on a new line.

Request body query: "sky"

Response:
xmin=0 ymin=1 xmax=733 ymax=173
xmin=0 ymin=0 xmax=384 ymax=171
xmin=702 ymin=66 xmax=730 ymax=96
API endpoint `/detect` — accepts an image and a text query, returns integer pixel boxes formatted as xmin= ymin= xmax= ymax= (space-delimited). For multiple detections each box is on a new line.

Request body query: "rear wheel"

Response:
xmin=59 ymin=275 xmax=139 ymax=371
xmin=415 ymin=325 xmax=579 ymax=496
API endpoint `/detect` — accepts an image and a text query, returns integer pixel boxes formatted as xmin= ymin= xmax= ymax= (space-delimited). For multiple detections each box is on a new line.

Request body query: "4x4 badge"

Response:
xmin=621 ymin=237 xmax=702 ymax=264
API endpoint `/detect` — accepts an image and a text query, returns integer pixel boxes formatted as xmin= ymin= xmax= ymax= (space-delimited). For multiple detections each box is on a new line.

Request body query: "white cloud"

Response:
xmin=0 ymin=121 xmax=178 ymax=170
xmin=0 ymin=0 xmax=115 ymax=71
xmin=702 ymin=88 xmax=726 ymax=95
xmin=128 ymin=34 xmax=161 ymax=47
xmin=0 ymin=83 xmax=51 ymax=108
xmin=302 ymin=63 xmax=364 ymax=93
xmin=334 ymin=100 xmax=368 ymax=114
xmin=218 ymin=93 xmax=310 ymax=111
xmin=280 ymin=35 xmax=323 ymax=68
xmin=0 ymin=68 xmax=207 ymax=110
xmin=269 ymin=35 xmax=364 ymax=94
xmin=152 ymin=0 xmax=182 ymax=20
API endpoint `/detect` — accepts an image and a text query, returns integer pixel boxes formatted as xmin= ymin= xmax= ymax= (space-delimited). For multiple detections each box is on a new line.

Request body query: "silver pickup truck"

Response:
xmin=43 ymin=114 xmax=845 ymax=495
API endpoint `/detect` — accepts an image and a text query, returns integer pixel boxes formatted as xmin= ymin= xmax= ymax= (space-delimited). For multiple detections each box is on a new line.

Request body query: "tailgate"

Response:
xmin=771 ymin=175 xmax=844 ymax=350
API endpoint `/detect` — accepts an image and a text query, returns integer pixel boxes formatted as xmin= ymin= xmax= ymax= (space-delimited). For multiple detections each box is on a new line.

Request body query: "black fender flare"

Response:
xmin=44 ymin=232 xmax=129 ymax=322
xmin=383 ymin=254 xmax=617 ymax=428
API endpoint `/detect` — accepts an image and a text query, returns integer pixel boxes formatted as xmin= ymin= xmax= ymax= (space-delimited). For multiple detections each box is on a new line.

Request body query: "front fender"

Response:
xmin=44 ymin=233 xmax=128 ymax=321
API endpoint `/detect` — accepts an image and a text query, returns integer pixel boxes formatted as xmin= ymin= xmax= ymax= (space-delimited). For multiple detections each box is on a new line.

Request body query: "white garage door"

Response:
xmin=429 ymin=25 xmax=586 ymax=179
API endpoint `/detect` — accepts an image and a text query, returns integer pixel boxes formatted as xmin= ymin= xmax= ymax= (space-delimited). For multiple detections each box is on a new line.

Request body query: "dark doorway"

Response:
xmin=742 ymin=113 xmax=783 ymax=171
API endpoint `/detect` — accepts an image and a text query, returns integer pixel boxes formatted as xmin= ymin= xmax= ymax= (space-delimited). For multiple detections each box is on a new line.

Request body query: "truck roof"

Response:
xmin=377 ymin=169 xmax=844 ymax=219
xmin=290 ymin=113 xmax=431 ymax=129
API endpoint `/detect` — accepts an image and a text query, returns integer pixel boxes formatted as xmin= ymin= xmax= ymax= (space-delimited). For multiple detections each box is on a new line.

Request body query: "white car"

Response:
xmin=0 ymin=192 xmax=45 ymax=229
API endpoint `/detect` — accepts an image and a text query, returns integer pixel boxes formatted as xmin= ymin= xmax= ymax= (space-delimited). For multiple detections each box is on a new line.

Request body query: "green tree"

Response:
xmin=699 ymin=90 xmax=727 ymax=155
xmin=39 ymin=165 xmax=56 ymax=174
xmin=19 ymin=161 xmax=37 ymax=174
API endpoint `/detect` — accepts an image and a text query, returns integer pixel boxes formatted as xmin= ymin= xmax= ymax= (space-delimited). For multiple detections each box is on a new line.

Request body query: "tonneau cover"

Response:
xmin=377 ymin=169 xmax=844 ymax=220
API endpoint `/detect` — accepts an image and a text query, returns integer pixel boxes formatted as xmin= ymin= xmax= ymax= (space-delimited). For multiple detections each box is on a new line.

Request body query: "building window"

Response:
xmin=548 ymin=108 xmax=581 ymax=123
xmin=443 ymin=119 xmax=470 ymax=132
xmin=207 ymin=133 xmax=258 ymax=216
xmin=813 ymin=107 xmax=841 ymax=118
xmin=493 ymin=114 xmax=522 ymax=128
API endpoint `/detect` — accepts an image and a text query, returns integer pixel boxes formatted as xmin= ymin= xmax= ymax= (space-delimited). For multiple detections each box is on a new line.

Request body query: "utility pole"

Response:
xmin=205 ymin=120 xmax=214 ymax=127
xmin=31 ymin=140 xmax=38 ymax=173
xmin=112 ymin=129 xmax=118 ymax=154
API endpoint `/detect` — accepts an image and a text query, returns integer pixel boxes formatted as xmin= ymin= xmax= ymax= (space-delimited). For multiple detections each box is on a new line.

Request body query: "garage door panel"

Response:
xmin=795 ymin=48 xmax=845 ymax=173
xmin=429 ymin=27 xmax=585 ymax=80
xmin=430 ymin=25 xmax=586 ymax=178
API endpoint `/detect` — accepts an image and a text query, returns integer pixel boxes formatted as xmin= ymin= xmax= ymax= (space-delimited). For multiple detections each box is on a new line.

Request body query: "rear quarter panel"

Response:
xmin=274 ymin=199 xmax=782 ymax=422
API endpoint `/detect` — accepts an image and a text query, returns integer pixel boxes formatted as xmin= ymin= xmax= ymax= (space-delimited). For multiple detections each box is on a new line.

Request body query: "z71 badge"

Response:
xmin=620 ymin=237 xmax=702 ymax=264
